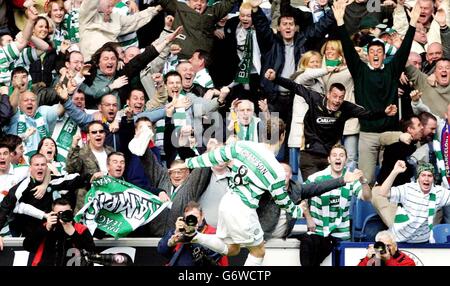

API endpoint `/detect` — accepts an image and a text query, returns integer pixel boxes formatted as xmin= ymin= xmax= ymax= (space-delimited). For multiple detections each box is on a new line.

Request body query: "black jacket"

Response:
xmin=23 ymin=222 xmax=95 ymax=266
xmin=377 ymin=141 xmax=417 ymax=186
xmin=275 ymin=76 xmax=388 ymax=156
xmin=0 ymin=174 xmax=83 ymax=237
xmin=257 ymin=176 xmax=347 ymax=239
xmin=252 ymin=7 xmax=335 ymax=104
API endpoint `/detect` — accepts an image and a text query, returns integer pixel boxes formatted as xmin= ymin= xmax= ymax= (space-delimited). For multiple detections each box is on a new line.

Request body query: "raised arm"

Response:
xmin=251 ymin=2 xmax=276 ymax=55
xmin=372 ymin=160 xmax=407 ymax=198
xmin=118 ymin=5 xmax=162 ymax=35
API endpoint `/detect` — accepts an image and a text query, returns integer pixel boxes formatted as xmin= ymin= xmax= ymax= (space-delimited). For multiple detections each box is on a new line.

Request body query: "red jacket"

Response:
xmin=358 ymin=251 xmax=416 ymax=266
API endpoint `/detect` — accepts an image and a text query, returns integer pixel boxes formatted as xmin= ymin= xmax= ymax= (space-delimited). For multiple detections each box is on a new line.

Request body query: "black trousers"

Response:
xmin=298 ymin=233 xmax=337 ymax=266
xmin=300 ymin=151 xmax=329 ymax=182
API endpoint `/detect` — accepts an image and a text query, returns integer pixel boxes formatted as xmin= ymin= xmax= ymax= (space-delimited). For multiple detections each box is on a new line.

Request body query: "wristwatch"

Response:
xmin=360 ymin=177 xmax=369 ymax=184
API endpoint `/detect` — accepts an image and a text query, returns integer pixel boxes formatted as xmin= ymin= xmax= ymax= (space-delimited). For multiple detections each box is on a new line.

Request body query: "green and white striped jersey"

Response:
xmin=186 ymin=141 xmax=302 ymax=218
xmin=15 ymin=47 xmax=39 ymax=68
xmin=0 ymin=42 xmax=20 ymax=86
xmin=306 ymin=166 xmax=362 ymax=240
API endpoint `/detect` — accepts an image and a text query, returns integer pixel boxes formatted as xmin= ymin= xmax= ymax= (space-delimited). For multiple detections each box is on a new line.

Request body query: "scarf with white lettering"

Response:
xmin=235 ymin=28 xmax=253 ymax=84
xmin=53 ymin=115 xmax=79 ymax=162
xmin=436 ymin=123 xmax=450 ymax=188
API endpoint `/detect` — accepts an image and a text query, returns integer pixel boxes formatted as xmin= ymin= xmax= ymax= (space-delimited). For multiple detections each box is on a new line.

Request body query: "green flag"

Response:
xmin=74 ymin=176 xmax=169 ymax=238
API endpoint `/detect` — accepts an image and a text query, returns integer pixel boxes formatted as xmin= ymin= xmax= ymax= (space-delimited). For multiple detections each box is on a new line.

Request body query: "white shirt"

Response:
xmin=92 ymin=149 xmax=108 ymax=172
xmin=0 ymin=164 xmax=29 ymax=202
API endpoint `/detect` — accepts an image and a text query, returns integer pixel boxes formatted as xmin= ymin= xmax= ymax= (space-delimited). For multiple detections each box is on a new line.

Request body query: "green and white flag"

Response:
xmin=74 ymin=176 xmax=169 ymax=238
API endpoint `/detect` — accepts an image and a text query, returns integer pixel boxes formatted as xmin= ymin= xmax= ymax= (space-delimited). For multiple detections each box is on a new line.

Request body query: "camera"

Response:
xmin=57 ymin=210 xmax=74 ymax=223
xmin=180 ymin=215 xmax=198 ymax=234
xmin=374 ymin=241 xmax=387 ymax=255
xmin=185 ymin=215 xmax=198 ymax=227
xmin=81 ymin=250 xmax=132 ymax=266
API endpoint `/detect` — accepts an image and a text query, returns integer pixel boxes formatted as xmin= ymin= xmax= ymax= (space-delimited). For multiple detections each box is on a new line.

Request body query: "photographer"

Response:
xmin=358 ymin=230 xmax=415 ymax=266
xmin=157 ymin=201 xmax=228 ymax=266
xmin=23 ymin=198 xmax=95 ymax=266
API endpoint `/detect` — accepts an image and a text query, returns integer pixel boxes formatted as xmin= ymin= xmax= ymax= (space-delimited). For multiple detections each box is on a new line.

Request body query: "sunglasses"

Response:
xmin=90 ymin=130 xmax=105 ymax=134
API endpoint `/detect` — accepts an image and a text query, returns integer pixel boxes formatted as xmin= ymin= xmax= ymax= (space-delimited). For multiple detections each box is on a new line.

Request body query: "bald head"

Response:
xmin=408 ymin=52 xmax=422 ymax=70
xmin=426 ymin=42 xmax=443 ymax=63
xmin=124 ymin=46 xmax=141 ymax=64
xmin=19 ymin=91 xmax=38 ymax=117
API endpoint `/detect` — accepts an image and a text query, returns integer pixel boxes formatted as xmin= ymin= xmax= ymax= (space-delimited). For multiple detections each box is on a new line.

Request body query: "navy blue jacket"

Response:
xmin=252 ymin=7 xmax=335 ymax=103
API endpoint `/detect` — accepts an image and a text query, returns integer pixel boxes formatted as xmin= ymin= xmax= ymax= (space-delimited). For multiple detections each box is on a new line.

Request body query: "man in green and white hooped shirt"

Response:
xmin=182 ymin=117 xmax=302 ymax=266
xmin=301 ymin=144 xmax=371 ymax=266
xmin=373 ymin=161 xmax=450 ymax=243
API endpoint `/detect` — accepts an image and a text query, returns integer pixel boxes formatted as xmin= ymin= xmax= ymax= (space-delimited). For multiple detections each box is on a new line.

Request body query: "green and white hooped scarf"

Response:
xmin=17 ymin=110 xmax=48 ymax=143
xmin=394 ymin=191 xmax=436 ymax=232
xmin=235 ymin=28 xmax=253 ymax=84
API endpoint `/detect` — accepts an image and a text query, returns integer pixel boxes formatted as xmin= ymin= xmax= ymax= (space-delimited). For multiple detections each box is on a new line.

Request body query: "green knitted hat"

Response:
xmin=416 ymin=163 xmax=435 ymax=178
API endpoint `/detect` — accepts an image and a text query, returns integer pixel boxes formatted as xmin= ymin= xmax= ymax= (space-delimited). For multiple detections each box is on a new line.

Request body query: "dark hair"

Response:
xmin=65 ymin=50 xmax=83 ymax=63
xmin=164 ymin=71 xmax=182 ymax=84
xmin=52 ymin=198 xmax=71 ymax=209
xmin=400 ymin=115 xmax=420 ymax=133
xmin=418 ymin=111 xmax=437 ymax=126
xmin=135 ymin=116 xmax=152 ymax=126
xmin=329 ymin=143 xmax=347 ymax=157
xmin=91 ymin=44 xmax=119 ymax=67
xmin=192 ymin=49 xmax=211 ymax=68
xmin=11 ymin=66 xmax=29 ymax=81
xmin=367 ymin=38 xmax=385 ymax=53
xmin=107 ymin=151 xmax=125 ymax=165
xmin=34 ymin=16 xmax=50 ymax=39
xmin=1 ymin=134 xmax=23 ymax=152
xmin=329 ymin=82 xmax=346 ymax=93
xmin=86 ymin=120 xmax=104 ymax=132
xmin=37 ymin=137 xmax=58 ymax=161
xmin=127 ymin=88 xmax=145 ymax=100
xmin=184 ymin=201 xmax=202 ymax=213
xmin=0 ymin=142 xmax=13 ymax=153
xmin=277 ymin=12 xmax=296 ymax=26
xmin=435 ymin=58 xmax=450 ymax=65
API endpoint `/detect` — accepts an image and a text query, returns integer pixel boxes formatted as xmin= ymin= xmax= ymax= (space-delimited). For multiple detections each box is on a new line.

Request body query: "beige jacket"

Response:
xmin=79 ymin=0 xmax=160 ymax=61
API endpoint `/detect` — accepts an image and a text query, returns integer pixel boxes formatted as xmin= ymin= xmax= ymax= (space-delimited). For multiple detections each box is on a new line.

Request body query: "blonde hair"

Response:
xmin=297 ymin=51 xmax=322 ymax=73
xmin=45 ymin=0 xmax=65 ymax=16
xmin=321 ymin=40 xmax=344 ymax=60
xmin=240 ymin=2 xmax=253 ymax=11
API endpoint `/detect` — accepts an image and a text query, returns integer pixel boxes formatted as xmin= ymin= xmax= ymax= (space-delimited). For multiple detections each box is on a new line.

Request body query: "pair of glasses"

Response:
xmin=169 ymin=169 xmax=187 ymax=175
xmin=90 ymin=130 xmax=105 ymax=134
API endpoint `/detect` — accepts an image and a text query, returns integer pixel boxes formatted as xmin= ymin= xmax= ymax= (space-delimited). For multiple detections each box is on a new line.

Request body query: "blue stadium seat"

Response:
xmin=433 ymin=224 xmax=450 ymax=243
xmin=351 ymin=199 xmax=385 ymax=242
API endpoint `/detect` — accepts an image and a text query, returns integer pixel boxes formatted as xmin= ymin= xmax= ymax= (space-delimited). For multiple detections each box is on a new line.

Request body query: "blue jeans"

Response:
xmin=289 ymin=148 xmax=303 ymax=183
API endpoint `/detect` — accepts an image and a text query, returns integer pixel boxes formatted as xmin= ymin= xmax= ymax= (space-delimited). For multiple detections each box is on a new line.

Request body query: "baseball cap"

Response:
xmin=359 ymin=16 xmax=388 ymax=30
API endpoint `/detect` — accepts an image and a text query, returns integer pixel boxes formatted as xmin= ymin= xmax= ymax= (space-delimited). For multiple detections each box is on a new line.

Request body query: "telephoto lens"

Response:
xmin=374 ymin=241 xmax=387 ymax=255
xmin=87 ymin=253 xmax=133 ymax=266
